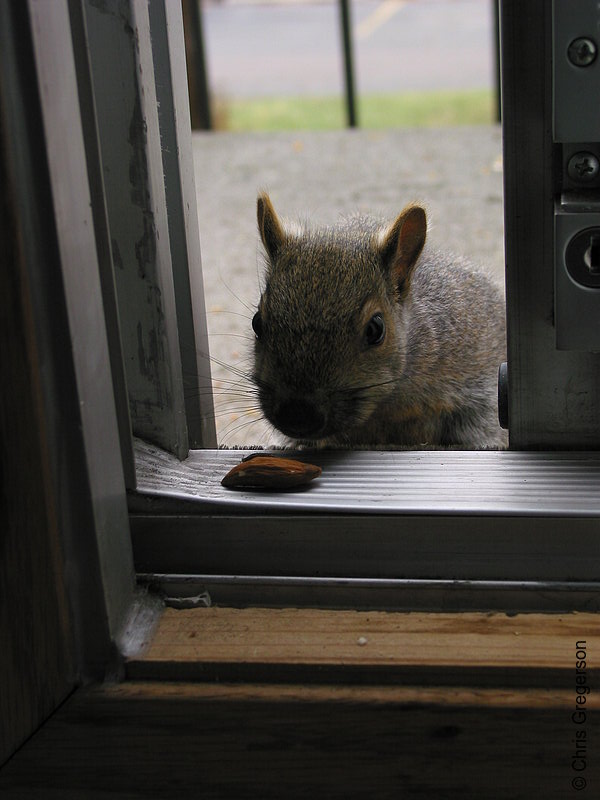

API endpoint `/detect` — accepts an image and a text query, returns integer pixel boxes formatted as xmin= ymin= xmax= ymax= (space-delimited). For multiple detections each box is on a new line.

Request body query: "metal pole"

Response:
xmin=339 ymin=0 xmax=358 ymax=128
xmin=182 ymin=0 xmax=212 ymax=130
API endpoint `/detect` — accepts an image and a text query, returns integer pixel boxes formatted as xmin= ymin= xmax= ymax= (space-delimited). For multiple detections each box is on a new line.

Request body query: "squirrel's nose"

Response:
xmin=274 ymin=399 xmax=326 ymax=439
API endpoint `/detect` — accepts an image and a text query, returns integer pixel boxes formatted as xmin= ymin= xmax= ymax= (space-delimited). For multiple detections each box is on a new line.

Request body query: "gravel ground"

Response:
xmin=192 ymin=126 xmax=505 ymax=446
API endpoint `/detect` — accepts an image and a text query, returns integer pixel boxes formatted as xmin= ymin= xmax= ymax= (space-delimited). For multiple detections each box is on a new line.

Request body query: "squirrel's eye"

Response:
xmin=364 ymin=313 xmax=386 ymax=346
xmin=252 ymin=311 xmax=263 ymax=339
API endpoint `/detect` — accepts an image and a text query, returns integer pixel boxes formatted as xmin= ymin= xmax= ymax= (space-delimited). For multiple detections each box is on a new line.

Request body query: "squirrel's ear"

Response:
xmin=257 ymin=192 xmax=286 ymax=261
xmin=380 ymin=205 xmax=426 ymax=291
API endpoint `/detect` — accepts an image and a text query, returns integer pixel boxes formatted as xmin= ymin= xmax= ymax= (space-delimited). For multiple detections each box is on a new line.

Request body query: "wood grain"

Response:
xmin=0 ymin=46 xmax=74 ymax=764
xmin=0 ymin=680 xmax=598 ymax=799
xmin=126 ymin=607 xmax=599 ymax=687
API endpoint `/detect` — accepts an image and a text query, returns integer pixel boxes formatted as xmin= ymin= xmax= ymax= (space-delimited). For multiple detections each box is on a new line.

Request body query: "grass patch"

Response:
xmin=218 ymin=88 xmax=495 ymax=132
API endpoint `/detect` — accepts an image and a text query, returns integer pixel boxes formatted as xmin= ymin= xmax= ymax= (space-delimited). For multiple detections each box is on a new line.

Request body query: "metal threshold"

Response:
xmin=130 ymin=440 xmax=600 ymax=608
xmin=132 ymin=438 xmax=600 ymax=517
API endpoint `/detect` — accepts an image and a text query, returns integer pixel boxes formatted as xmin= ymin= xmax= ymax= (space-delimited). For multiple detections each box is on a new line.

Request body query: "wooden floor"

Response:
xmin=1 ymin=608 xmax=599 ymax=798
xmin=126 ymin=607 xmax=597 ymax=687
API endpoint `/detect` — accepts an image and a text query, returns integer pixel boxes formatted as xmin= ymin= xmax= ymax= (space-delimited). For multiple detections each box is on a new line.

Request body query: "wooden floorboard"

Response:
xmin=1 ymin=680 xmax=599 ymax=799
xmin=2 ymin=609 xmax=598 ymax=797
xmin=126 ymin=607 xmax=599 ymax=687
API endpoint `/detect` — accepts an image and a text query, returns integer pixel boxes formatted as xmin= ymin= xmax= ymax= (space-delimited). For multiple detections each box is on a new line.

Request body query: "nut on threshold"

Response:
xmin=221 ymin=455 xmax=322 ymax=490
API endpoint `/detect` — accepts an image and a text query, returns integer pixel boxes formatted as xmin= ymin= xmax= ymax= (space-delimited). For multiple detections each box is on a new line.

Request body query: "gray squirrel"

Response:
xmin=251 ymin=192 xmax=506 ymax=448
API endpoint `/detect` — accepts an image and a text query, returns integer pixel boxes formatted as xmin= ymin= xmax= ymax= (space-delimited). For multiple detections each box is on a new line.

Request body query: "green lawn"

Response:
xmin=216 ymin=88 xmax=496 ymax=131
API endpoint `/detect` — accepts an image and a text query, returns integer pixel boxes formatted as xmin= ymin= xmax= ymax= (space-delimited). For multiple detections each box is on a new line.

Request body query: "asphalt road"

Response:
xmin=202 ymin=0 xmax=495 ymax=98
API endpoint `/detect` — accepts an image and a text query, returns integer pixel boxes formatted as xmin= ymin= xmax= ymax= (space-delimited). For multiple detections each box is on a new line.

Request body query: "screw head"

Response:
xmin=567 ymin=152 xmax=600 ymax=183
xmin=568 ymin=37 xmax=597 ymax=67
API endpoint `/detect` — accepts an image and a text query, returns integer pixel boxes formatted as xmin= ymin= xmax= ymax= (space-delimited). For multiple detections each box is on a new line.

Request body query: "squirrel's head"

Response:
xmin=252 ymin=193 xmax=426 ymax=443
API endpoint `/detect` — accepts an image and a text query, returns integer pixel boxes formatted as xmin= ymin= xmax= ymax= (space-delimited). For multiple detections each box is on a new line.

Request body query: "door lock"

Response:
xmin=565 ymin=227 xmax=600 ymax=286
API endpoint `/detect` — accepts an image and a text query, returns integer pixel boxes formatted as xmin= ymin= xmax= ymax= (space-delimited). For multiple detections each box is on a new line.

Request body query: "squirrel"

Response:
xmin=251 ymin=192 xmax=507 ymax=448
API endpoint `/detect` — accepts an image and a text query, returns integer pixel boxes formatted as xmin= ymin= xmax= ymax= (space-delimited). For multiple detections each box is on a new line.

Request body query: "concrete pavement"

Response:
xmin=202 ymin=0 xmax=494 ymax=98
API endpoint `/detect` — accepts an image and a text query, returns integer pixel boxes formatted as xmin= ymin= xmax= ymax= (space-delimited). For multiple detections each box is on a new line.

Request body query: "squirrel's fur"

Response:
xmin=252 ymin=192 xmax=506 ymax=448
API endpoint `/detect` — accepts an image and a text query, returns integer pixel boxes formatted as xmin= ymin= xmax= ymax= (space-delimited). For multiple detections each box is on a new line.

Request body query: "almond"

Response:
xmin=221 ymin=456 xmax=322 ymax=490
